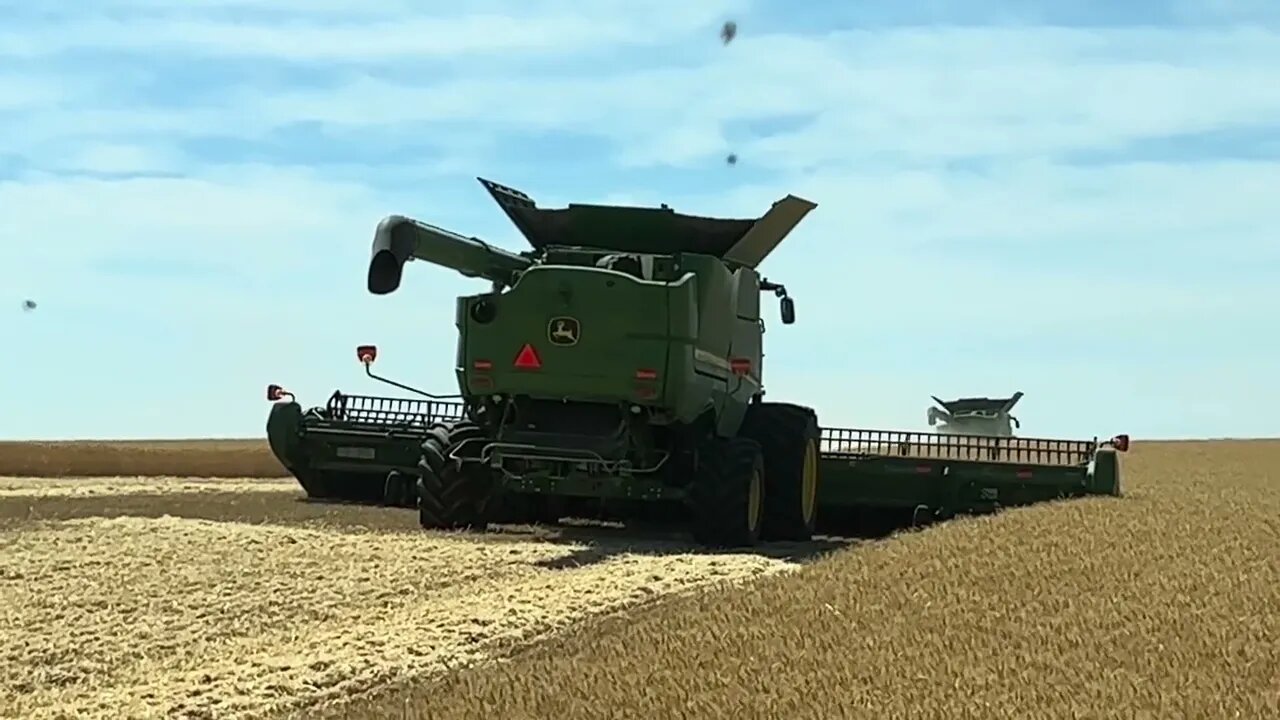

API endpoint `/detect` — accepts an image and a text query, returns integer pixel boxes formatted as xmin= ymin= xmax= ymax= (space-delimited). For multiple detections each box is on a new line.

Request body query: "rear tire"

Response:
xmin=739 ymin=402 xmax=821 ymax=542
xmin=416 ymin=421 xmax=493 ymax=530
xmin=690 ymin=436 xmax=765 ymax=548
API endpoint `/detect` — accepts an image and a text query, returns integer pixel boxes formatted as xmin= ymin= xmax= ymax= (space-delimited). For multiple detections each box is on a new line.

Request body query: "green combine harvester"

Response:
xmin=266 ymin=178 xmax=1129 ymax=546
xmin=927 ymin=391 xmax=1024 ymax=437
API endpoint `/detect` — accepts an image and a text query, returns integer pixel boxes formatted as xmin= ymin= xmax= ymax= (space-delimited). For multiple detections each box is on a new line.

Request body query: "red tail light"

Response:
xmin=1016 ymin=469 xmax=1033 ymax=479
xmin=635 ymin=369 xmax=658 ymax=380
xmin=356 ymin=345 xmax=377 ymax=365
xmin=729 ymin=358 xmax=751 ymax=375
xmin=513 ymin=343 xmax=541 ymax=370
xmin=473 ymin=359 xmax=493 ymax=371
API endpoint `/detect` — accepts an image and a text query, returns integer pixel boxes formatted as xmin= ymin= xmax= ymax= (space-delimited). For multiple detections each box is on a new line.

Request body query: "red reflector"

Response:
xmin=473 ymin=359 xmax=493 ymax=371
xmin=1016 ymin=470 xmax=1033 ymax=479
xmin=635 ymin=369 xmax=658 ymax=380
xmin=730 ymin=358 xmax=751 ymax=375
xmin=513 ymin=343 xmax=541 ymax=370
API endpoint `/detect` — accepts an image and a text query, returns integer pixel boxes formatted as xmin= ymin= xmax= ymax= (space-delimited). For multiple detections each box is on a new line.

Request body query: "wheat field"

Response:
xmin=0 ymin=472 xmax=818 ymax=720
xmin=1 ymin=438 xmax=1277 ymax=719
xmin=0 ymin=440 xmax=285 ymax=478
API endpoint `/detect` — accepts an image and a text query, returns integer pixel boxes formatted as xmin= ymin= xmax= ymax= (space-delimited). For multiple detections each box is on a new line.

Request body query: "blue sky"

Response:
xmin=2 ymin=0 xmax=1277 ymax=441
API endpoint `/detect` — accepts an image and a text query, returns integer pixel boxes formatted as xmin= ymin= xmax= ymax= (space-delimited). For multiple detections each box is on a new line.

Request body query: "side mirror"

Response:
xmin=780 ymin=296 xmax=795 ymax=324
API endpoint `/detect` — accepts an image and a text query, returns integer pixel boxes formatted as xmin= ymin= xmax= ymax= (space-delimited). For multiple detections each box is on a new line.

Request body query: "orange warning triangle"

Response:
xmin=513 ymin=343 xmax=541 ymax=369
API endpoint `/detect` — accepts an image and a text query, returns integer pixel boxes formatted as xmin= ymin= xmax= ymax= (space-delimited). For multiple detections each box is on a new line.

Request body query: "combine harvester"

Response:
xmin=266 ymin=178 xmax=1129 ymax=547
xmin=927 ymin=391 xmax=1024 ymax=437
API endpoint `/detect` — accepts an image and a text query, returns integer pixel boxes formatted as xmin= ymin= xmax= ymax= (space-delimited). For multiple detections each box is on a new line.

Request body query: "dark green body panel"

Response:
xmin=456 ymin=265 xmax=691 ymax=407
xmin=454 ymin=253 xmax=764 ymax=436
xmin=814 ymin=428 xmax=1118 ymax=519
xmin=816 ymin=456 xmax=1092 ymax=513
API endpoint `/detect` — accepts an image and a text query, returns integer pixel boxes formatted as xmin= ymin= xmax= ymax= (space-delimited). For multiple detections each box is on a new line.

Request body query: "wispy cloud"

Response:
xmin=1 ymin=0 xmax=1276 ymax=439
xmin=0 ymin=1 xmax=745 ymax=60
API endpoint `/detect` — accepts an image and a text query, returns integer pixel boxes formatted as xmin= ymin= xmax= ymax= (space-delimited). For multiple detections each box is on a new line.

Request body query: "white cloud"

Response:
xmin=53 ymin=143 xmax=184 ymax=175
xmin=1 ymin=4 xmax=1277 ymax=439
xmin=0 ymin=167 xmax=380 ymax=258
xmin=0 ymin=75 xmax=78 ymax=111
xmin=9 ymin=23 xmax=1277 ymax=174
xmin=0 ymin=1 xmax=746 ymax=60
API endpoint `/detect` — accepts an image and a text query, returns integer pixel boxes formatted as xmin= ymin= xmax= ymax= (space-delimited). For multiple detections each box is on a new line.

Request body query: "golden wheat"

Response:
xmin=0 ymin=439 xmax=286 ymax=478
xmin=1 ymin=440 xmax=1276 ymax=720
xmin=317 ymin=440 xmax=1280 ymax=720
xmin=0 ymin=478 xmax=805 ymax=720
xmin=0 ymin=475 xmax=296 ymax=498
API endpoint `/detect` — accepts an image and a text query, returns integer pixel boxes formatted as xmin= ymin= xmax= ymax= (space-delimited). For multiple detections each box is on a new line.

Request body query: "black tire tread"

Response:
xmin=690 ymin=436 xmax=764 ymax=548
xmin=739 ymin=402 xmax=821 ymax=542
xmin=417 ymin=421 xmax=494 ymax=530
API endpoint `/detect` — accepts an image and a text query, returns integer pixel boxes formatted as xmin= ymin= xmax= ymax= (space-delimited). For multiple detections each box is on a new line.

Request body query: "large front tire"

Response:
xmin=416 ymin=421 xmax=493 ymax=530
xmin=740 ymin=402 xmax=821 ymax=542
xmin=690 ymin=436 xmax=765 ymax=548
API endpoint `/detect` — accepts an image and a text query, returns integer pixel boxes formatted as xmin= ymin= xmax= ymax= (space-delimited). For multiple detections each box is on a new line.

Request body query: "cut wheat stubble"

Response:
xmin=0 ymin=513 xmax=801 ymax=720
xmin=0 ymin=475 xmax=296 ymax=498
xmin=324 ymin=440 xmax=1280 ymax=720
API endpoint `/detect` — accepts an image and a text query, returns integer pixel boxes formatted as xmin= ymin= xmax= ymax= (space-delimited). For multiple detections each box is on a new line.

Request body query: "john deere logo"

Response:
xmin=548 ymin=316 xmax=580 ymax=346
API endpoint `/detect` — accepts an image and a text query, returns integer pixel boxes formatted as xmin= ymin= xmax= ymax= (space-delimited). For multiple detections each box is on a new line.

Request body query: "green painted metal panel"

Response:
xmin=813 ymin=425 xmax=1118 ymax=517
xmin=459 ymin=264 xmax=683 ymax=405
xmin=264 ymin=394 xmax=464 ymax=499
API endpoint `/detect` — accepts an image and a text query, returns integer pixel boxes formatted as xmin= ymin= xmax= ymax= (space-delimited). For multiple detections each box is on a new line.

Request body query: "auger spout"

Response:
xmin=367 ymin=214 xmax=534 ymax=295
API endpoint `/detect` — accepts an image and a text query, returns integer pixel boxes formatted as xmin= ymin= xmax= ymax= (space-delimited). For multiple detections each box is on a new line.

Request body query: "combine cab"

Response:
xmin=927 ymin=391 xmax=1024 ymax=437
xmin=265 ymin=178 xmax=1130 ymax=546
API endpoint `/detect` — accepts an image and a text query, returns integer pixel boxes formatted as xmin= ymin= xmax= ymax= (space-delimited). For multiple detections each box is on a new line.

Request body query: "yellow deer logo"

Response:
xmin=548 ymin=317 xmax=580 ymax=346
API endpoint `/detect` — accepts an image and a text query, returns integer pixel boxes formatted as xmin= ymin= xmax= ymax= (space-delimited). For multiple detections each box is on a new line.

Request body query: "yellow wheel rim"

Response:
xmin=802 ymin=438 xmax=818 ymax=523
xmin=747 ymin=466 xmax=762 ymax=533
